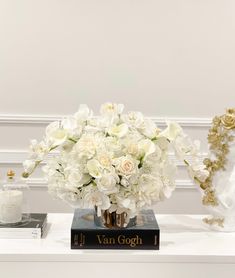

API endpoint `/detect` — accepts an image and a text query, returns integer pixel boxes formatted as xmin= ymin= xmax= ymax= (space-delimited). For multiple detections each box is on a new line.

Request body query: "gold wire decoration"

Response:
xmin=196 ymin=108 xmax=235 ymax=207
xmin=203 ymin=217 xmax=224 ymax=228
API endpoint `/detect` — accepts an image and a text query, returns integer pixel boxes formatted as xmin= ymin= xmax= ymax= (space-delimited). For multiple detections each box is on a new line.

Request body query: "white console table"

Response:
xmin=0 ymin=213 xmax=235 ymax=278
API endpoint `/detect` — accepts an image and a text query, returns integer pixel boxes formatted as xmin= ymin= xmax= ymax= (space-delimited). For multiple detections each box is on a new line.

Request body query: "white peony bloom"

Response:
xmin=97 ymin=173 xmax=119 ymax=195
xmin=107 ymin=123 xmax=129 ymax=138
xmin=104 ymin=136 xmax=122 ymax=155
xmin=46 ymin=121 xmax=68 ymax=146
xmin=139 ymin=174 xmax=163 ymax=203
xmin=75 ymin=134 xmax=96 ymax=159
xmin=159 ymin=122 xmax=182 ymax=141
xmin=87 ymin=159 xmax=103 ymax=178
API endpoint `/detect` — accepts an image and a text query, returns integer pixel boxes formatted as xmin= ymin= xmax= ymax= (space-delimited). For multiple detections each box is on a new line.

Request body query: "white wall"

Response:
xmin=0 ymin=0 xmax=234 ymax=214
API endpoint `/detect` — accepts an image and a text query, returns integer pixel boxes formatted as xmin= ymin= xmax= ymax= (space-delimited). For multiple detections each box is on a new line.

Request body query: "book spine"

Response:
xmin=0 ymin=228 xmax=41 ymax=239
xmin=71 ymin=229 xmax=159 ymax=250
xmin=31 ymin=228 xmax=42 ymax=239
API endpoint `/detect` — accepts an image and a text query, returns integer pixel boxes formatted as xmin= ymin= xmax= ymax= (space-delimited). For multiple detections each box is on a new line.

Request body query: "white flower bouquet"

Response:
xmin=23 ymin=103 xmax=208 ymax=220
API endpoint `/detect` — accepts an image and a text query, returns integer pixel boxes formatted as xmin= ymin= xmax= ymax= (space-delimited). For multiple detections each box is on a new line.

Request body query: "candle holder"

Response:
xmin=0 ymin=170 xmax=31 ymax=226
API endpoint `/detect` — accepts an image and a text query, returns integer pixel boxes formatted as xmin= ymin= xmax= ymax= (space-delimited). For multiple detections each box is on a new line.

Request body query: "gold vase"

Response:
xmin=94 ymin=207 xmax=137 ymax=229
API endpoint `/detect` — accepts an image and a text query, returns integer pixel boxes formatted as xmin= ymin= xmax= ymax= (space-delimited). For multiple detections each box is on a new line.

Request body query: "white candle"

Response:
xmin=0 ymin=190 xmax=23 ymax=224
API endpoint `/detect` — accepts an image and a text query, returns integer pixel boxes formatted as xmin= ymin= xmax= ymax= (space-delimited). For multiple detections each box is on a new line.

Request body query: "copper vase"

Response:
xmin=94 ymin=207 xmax=137 ymax=229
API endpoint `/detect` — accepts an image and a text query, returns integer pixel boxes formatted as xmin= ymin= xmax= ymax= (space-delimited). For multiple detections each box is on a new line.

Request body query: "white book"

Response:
xmin=0 ymin=213 xmax=47 ymax=239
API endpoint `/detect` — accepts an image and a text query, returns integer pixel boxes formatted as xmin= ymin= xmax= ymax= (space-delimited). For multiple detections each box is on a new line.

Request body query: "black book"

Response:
xmin=0 ymin=213 xmax=47 ymax=239
xmin=71 ymin=209 xmax=160 ymax=250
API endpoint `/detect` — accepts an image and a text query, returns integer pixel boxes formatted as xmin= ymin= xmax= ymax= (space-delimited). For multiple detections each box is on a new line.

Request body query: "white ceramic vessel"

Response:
xmin=204 ymin=140 xmax=235 ymax=232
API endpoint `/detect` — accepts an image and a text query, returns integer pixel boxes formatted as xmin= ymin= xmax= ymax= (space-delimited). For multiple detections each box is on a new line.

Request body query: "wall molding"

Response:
xmin=0 ymin=114 xmax=209 ymax=190
xmin=15 ymin=178 xmax=196 ymax=190
xmin=0 ymin=114 xmax=212 ymax=127
xmin=151 ymin=116 xmax=211 ymax=127
xmin=0 ymin=150 xmax=207 ymax=166
xmin=0 ymin=114 xmax=61 ymax=125
xmin=0 ymin=150 xmax=201 ymax=190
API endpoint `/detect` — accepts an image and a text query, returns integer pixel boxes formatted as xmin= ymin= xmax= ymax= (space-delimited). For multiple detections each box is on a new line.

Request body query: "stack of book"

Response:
xmin=71 ymin=209 xmax=160 ymax=250
xmin=0 ymin=213 xmax=47 ymax=239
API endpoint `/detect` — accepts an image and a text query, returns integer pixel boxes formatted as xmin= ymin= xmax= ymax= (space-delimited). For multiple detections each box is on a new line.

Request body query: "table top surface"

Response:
xmin=0 ymin=213 xmax=235 ymax=263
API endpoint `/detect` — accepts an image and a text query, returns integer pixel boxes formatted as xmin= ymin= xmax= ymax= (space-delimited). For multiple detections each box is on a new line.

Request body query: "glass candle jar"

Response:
xmin=0 ymin=190 xmax=23 ymax=223
xmin=0 ymin=170 xmax=31 ymax=226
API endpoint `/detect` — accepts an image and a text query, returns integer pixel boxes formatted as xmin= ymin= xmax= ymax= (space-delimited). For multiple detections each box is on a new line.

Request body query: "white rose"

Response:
xmin=115 ymin=156 xmax=138 ymax=176
xmin=87 ymin=159 xmax=103 ymax=178
xmin=46 ymin=121 xmax=68 ymax=146
xmin=97 ymin=152 xmax=112 ymax=168
xmin=139 ymin=139 xmax=156 ymax=158
xmin=159 ymin=122 xmax=182 ymax=141
xmin=121 ymin=111 xmax=144 ymax=128
xmin=97 ymin=173 xmax=119 ymax=195
xmin=108 ymin=123 xmax=128 ymax=138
